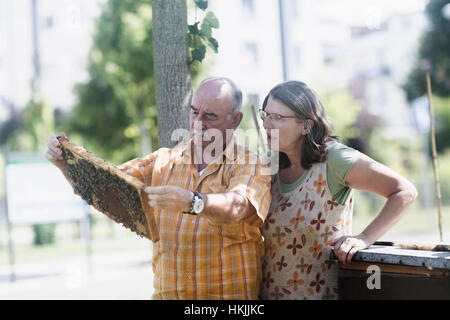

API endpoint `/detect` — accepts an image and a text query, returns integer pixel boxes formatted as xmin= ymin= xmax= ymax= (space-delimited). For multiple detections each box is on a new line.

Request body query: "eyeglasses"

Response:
xmin=259 ymin=109 xmax=298 ymax=122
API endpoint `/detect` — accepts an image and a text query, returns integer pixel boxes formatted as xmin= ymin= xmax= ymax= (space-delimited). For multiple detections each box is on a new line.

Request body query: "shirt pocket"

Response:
xmin=200 ymin=179 xmax=227 ymax=194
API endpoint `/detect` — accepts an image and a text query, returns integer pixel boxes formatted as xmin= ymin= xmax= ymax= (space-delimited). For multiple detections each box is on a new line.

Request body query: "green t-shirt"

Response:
xmin=279 ymin=141 xmax=361 ymax=205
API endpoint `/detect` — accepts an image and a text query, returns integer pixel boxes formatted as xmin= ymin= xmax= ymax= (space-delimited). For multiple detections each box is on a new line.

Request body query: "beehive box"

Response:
xmin=57 ymin=135 xmax=159 ymax=242
xmin=332 ymin=245 xmax=450 ymax=299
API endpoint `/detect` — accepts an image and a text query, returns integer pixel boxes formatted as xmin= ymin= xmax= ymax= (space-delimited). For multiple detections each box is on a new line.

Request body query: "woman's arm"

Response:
xmin=333 ymin=153 xmax=418 ymax=263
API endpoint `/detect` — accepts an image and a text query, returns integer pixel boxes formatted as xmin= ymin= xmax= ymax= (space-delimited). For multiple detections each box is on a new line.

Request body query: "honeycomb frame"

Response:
xmin=57 ymin=135 xmax=159 ymax=242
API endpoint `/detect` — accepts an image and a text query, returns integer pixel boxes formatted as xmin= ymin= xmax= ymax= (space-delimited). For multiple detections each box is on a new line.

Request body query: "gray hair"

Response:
xmin=199 ymin=77 xmax=243 ymax=113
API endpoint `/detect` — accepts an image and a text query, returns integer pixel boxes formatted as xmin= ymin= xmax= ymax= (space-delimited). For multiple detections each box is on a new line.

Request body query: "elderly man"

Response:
xmin=46 ymin=77 xmax=272 ymax=299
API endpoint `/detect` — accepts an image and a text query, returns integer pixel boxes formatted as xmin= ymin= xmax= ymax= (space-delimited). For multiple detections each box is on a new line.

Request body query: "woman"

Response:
xmin=259 ymin=81 xmax=417 ymax=300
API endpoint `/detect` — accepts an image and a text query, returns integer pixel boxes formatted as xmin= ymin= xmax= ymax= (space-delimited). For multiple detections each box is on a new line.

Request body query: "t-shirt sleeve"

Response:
xmin=326 ymin=142 xmax=362 ymax=205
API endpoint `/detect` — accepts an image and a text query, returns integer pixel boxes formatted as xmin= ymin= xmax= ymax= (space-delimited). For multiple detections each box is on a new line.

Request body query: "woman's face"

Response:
xmin=262 ymin=96 xmax=307 ymax=153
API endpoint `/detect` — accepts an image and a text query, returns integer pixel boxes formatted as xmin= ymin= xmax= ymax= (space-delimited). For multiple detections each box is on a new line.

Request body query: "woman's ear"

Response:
xmin=302 ymin=119 xmax=314 ymax=136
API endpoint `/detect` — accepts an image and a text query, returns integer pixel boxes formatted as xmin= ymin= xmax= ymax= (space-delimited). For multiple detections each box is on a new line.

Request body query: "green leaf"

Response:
xmin=200 ymin=22 xmax=212 ymax=39
xmin=207 ymin=37 xmax=219 ymax=53
xmin=188 ymin=22 xmax=200 ymax=35
xmin=191 ymin=45 xmax=206 ymax=62
xmin=194 ymin=0 xmax=208 ymax=11
xmin=188 ymin=34 xmax=203 ymax=49
xmin=203 ymin=11 xmax=219 ymax=29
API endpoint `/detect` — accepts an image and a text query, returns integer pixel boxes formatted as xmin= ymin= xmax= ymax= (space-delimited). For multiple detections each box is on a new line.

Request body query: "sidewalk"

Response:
xmin=0 ymin=244 xmax=155 ymax=299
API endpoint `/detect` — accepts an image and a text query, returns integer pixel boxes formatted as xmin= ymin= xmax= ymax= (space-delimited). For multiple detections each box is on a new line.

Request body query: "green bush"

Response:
xmin=32 ymin=224 xmax=57 ymax=246
xmin=435 ymin=150 xmax=450 ymax=206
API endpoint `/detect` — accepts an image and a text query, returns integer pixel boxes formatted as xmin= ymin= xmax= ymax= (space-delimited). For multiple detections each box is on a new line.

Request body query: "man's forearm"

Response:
xmin=200 ymin=192 xmax=253 ymax=224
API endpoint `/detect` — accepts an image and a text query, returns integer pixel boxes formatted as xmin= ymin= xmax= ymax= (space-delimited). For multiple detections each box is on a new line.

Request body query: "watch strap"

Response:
xmin=183 ymin=191 xmax=201 ymax=215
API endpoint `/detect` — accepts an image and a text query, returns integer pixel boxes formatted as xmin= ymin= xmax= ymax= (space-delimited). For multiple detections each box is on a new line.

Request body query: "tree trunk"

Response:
xmin=152 ymin=0 xmax=192 ymax=148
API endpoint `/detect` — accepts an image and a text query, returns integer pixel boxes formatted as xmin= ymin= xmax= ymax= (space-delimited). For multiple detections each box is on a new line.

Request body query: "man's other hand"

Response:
xmin=45 ymin=133 xmax=67 ymax=171
xmin=145 ymin=186 xmax=194 ymax=212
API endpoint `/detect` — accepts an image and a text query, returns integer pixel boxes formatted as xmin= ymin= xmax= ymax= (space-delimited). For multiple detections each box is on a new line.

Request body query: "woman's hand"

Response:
xmin=332 ymin=234 xmax=371 ymax=264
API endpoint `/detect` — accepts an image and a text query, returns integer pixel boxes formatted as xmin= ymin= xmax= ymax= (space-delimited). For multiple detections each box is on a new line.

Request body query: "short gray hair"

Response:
xmin=199 ymin=77 xmax=243 ymax=113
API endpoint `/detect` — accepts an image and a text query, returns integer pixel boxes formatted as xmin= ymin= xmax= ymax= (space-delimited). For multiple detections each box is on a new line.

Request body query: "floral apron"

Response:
xmin=260 ymin=161 xmax=353 ymax=300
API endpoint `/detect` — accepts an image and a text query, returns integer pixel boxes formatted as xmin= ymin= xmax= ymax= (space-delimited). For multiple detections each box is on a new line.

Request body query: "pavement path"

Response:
xmin=0 ymin=243 xmax=154 ymax=299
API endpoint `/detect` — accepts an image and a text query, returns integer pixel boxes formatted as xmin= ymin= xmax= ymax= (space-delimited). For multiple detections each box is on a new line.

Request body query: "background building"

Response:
xmin=0 ymin=0 xmax=427 ymax=138
xmin=209 ymin=0 xmax=426 ymax=139
xmin=0 ymin=0 xmax=104 ymax=115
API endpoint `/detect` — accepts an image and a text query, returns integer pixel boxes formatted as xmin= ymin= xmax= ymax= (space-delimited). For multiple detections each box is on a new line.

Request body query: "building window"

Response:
xmin=242 ymin=0 xmax=255 ymax=15
xmin=322 ymin=44 xmax=336 ymax=64
xmin=244 ymin=42 xmax=258 ymax=64
xmin=402 ymin=18 xmax=412 ymax=30
xmin=291 ymin=0 xmax=299 ymax=19
xmin=45 ymin=16 xmax=54 ymax=29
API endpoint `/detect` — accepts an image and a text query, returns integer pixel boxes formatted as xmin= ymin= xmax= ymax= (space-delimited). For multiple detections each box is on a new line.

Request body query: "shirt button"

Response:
xmin=187 ymin=274 xmax=192 ymax=279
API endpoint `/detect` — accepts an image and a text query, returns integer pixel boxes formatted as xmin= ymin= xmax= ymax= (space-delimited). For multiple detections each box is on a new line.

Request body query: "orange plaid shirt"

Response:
xmin=117 ymin=138 xmax=272 ymax=299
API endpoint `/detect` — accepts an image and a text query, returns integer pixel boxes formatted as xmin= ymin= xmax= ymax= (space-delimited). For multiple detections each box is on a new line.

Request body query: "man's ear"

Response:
xmin=232 ymin=112 xmax=243 ymax=128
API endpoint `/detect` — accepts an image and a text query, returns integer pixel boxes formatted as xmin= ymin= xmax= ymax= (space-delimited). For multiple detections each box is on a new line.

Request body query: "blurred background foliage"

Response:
xmin=404 ymin=0 xmax=450 ymax=154
xmin=52 ymin=0 xmax=209 ymax=165
xmin=59 ymin=0 xmax=157 ymax=165
xmin=8 ymin=89 xmax=54 ymax=153
xmin=402 ymin=0 xmax=450 ymax=208
xmin=319 ymin=88 xmax=362 ymax=146
xmin=403 ymin=0 xmax=450 ymax=102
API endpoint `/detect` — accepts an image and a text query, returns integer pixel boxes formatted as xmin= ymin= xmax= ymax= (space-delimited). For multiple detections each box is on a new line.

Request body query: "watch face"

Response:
xmin=193 ymin=198 xmax=204 ymax=214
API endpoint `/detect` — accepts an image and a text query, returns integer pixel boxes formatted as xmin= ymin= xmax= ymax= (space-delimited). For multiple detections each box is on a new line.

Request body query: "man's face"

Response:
xmin=189 ymin=82 xmax=242 ymax=149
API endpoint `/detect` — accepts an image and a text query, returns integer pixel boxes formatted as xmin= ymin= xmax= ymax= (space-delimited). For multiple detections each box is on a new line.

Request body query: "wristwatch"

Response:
xmin=185 ymin=192 xmax=204 ymax=215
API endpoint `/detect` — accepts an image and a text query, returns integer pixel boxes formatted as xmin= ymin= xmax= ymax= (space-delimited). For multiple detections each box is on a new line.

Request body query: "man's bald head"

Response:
xmin=195 ymin=77 xmax=243 ymax=114
xmin=190 ymin=77 xmax=244 ymax=149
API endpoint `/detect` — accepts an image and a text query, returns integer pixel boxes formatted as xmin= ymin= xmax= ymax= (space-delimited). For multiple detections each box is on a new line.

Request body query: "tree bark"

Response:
xmin=152 ymin=0 xmax=192 ymax=148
